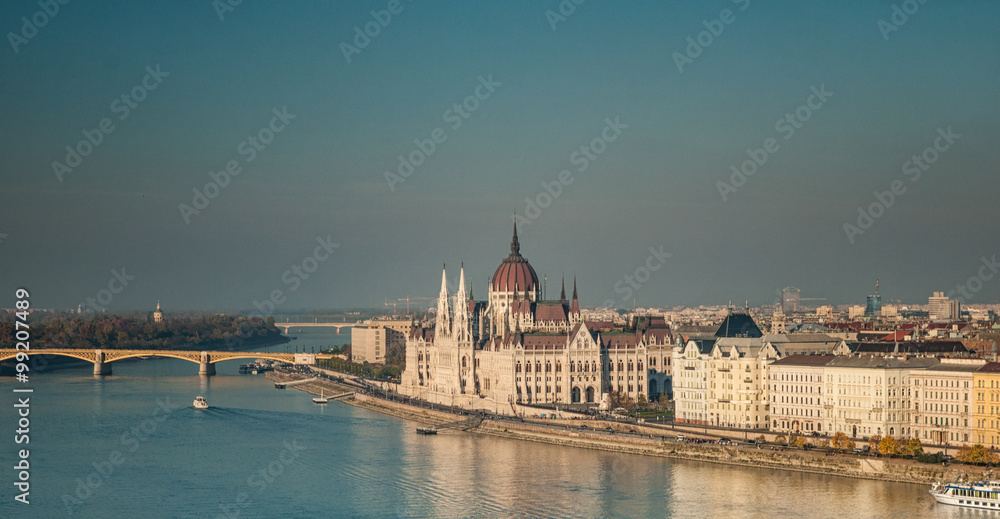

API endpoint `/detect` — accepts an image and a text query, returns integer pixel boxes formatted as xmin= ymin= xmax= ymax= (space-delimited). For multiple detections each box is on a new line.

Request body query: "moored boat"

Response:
xmin=930 ymin=478 xmax=1000 ymax=510
xmin=193 ymin=396 xmax=209 ymax=409
xmin=312 ymin=390 xmax=328 ymax=404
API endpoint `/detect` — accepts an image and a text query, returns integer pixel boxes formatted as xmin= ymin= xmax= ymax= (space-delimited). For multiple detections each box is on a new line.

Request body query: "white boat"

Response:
xmin=312 ymin=390 xmax=328 ymax=404
xmin=930 ymin=479 xmax=1000 ymax=510
xmin=193 ymin=396 xmax=209 ymax=409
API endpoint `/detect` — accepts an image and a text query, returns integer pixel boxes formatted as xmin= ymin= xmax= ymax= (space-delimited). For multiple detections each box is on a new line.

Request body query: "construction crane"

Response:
xmin=384 ymin=296 xmax=437 ymax=316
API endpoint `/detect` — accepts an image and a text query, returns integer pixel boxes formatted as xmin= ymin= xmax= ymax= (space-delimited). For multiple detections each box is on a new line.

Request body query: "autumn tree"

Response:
xmin=775 ymin=434 xmax=788 ymax=446
xmin=868 ymin=434 xmax=882 ymax=455
xmin=906 ymin=438 xmax=923 ymax=457
xmin=957 ymin=445 xmax=1000 ymax=465
xmin=832 ymin=432 xmax=855 ymax=451
xmin=878 ymin=435 xmax=900 ymax=457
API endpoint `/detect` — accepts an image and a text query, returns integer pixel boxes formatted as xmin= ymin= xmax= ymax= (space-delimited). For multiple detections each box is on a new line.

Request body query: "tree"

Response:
xmin=756 ymin=435 xmax=766 ymax=444
xmin=957 ymin=444 xmax=1000 ymax=465
xmin=789 ymin=434 xmax=805 ymax=448
xmin=832 ymin=432 xmax=855 ymax=451
xmin=775 ymin=434 xmax=788 ymax=446
xmin=906 ymin=438 xmax=923 ymax=457
xmin=878 ymin=435 xmax=900 ymax=457
xmin=636 ymin=394 xmax=648 ymax=410
xmin=868 ymin=434 xmax=882 ymax=455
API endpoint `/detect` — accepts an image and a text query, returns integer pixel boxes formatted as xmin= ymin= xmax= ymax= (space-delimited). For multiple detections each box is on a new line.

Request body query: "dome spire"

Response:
xmin=510 ymin=217 xmax=520 ymax=255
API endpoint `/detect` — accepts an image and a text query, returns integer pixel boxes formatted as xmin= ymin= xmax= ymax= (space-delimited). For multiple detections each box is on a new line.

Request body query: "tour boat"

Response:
xmin=193 ymin=396 xmax=209 ymax=409
xmin=930 ymin=479 xmax=1000 ymax=510
xmin=312 ymin=390 xmax=328 ymax=404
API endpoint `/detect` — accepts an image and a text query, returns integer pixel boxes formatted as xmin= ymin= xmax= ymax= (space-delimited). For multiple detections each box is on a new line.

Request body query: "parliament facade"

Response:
xmin=400 ymin=224 xmax=673 ymax=414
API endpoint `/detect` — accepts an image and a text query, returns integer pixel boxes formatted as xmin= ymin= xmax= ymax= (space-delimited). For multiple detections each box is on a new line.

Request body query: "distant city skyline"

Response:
xmin=2 ymin=1 xmax=999 ymax=312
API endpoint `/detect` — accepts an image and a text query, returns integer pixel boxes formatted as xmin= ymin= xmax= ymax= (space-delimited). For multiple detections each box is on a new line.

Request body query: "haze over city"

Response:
xmin=2 ymin=1 xmax=998 ymax=312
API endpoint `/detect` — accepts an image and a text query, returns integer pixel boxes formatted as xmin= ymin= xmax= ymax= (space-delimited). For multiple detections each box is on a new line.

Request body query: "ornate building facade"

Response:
xmin=400 ymin=224 xmax=673 ymax=413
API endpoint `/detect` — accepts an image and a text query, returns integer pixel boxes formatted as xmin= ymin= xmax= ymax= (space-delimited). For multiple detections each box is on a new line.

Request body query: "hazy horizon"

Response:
xmin=3 ymin=1 xmax=998 ymax=313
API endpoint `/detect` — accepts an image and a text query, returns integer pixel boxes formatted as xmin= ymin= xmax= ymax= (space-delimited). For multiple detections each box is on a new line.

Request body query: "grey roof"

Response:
xmin=924 ymin=361 xmax=985 ymax=373
xmin=715 ymin=312 xmax=763 ymax=338
xmin=849 ymin=341 xmax=971 ymax=355
xmin=824 ymin=356 xmax=940 ymax=370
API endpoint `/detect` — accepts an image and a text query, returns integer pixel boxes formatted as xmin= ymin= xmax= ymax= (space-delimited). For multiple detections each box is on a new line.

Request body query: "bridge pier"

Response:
xmin=199 ymin=352 xmax=215 ymax=376
xmin=94 ymin=350 xmax=111 ymax=376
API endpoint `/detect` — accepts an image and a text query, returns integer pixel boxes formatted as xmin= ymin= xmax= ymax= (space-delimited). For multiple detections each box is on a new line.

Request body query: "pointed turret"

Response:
xmin=436 ymin=264 xmax=451 ymax=336
xmin=560 ymin=277 xmax=566 ymax=303
xmin=453 ymin=264 xmax=470 ymax=341
xmin=571 ymin=276 xmax=580 ymax=316
xmin=510 ymin=218 xmax=520 ymax=255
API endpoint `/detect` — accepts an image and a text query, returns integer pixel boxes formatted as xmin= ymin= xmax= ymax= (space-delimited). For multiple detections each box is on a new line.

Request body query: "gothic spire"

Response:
xmin=560 ymin=277 xmax=566 ymax=302
xmin=510 ymin=218 xmax=520 ymax=255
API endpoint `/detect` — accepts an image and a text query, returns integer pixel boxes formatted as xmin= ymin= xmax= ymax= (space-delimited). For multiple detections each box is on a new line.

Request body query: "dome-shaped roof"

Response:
xmin=491 ymin=223 xmax=539 ymax=293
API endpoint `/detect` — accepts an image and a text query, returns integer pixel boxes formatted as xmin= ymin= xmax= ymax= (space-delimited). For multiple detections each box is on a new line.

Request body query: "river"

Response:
xmin=0 ymin=330 xmax=966 ymax=518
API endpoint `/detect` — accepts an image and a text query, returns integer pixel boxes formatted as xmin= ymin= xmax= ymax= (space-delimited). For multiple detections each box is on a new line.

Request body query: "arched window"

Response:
xmin=516 ymin=362 xmax=522 ymax=373
xmin=556 ymin=361 xmax=562 ymax=372
xmin=526 ymin=362 xmax=532 ymax=373
xmin=545 ymin=362 xmax=552 ymax=373
xmin=570 ymin=361 xmax=575 ymax=372
xmin=536 ymin=362 xmax=542 ymax=373
xmin=638 ymin=360 xmax=644 ymax=371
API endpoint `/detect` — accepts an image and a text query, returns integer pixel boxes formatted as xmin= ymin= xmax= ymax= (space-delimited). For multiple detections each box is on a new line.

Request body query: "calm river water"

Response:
xmin=0 ymin=330 xmax=969 ymax=518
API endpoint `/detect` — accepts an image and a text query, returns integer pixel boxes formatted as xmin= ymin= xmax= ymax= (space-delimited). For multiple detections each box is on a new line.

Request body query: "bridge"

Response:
xmin=0 ymin=349 xmax=301 ymax=376
xmin=278 ymin=322 xmax=356 ymax=334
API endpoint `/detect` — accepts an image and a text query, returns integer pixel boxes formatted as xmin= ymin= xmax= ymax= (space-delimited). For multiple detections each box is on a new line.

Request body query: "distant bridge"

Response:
xmin=0 ymin=349 xmax=301 ymax=376
xmin=279 ymin=322 xmax=356 ymax=334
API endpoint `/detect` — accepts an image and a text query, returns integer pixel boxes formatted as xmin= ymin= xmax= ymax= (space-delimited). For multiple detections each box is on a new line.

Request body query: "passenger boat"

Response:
xmin=930 ymin=478 xmax=1000 ymax=510
xmin=193 ymin=396 xmax=209 ymax=409
xmin=416 ymin=427 xmax=438 ymax=435
xmin=312 ymin=390 xmax=328 ymax=404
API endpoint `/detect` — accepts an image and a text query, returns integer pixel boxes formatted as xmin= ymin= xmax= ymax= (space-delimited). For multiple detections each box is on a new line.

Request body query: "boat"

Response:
xmin=930 ymin=478 xmax=1000 ymax=510
xmin=416 ymin=427 xmax=438 ymax=435
xmin=193 ymin=396 xmax=209 ymax=409
xmin=312 ymin=390 xmax=328 ymax=404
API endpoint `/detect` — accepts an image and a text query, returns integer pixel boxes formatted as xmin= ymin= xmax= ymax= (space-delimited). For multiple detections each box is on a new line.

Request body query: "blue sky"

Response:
xmin=1 ymin=0 xmax=998 ymax=313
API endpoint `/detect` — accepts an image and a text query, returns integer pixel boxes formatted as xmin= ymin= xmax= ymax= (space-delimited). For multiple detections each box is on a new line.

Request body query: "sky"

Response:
xmin=1 ymin=0 xmax=998 ymax=314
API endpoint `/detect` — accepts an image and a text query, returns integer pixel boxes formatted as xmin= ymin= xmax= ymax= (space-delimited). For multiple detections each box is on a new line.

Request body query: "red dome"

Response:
xmin=491 ymin=223 xmax=539 ymax=293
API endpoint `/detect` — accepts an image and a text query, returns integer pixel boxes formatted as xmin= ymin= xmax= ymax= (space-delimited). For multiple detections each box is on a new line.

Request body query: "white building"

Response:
xmin=911 ymin=358 xmax=983 ymax=446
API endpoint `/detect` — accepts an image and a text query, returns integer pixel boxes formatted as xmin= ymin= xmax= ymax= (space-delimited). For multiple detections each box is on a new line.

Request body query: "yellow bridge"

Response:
xmin=0 ymin=349 xmax=302 ymax=376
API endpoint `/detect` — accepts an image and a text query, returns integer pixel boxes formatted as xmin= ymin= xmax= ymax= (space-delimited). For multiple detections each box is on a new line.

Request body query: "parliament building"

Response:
xmin=400 ymin=224 xmax=673 ymax=414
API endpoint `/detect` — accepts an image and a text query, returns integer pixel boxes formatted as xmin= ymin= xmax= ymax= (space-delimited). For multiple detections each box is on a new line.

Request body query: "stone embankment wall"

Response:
xmin=476 ymin=419 xmax=986 ymax=485
xmin=275 ymin=370 xmax=985 ymax=485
